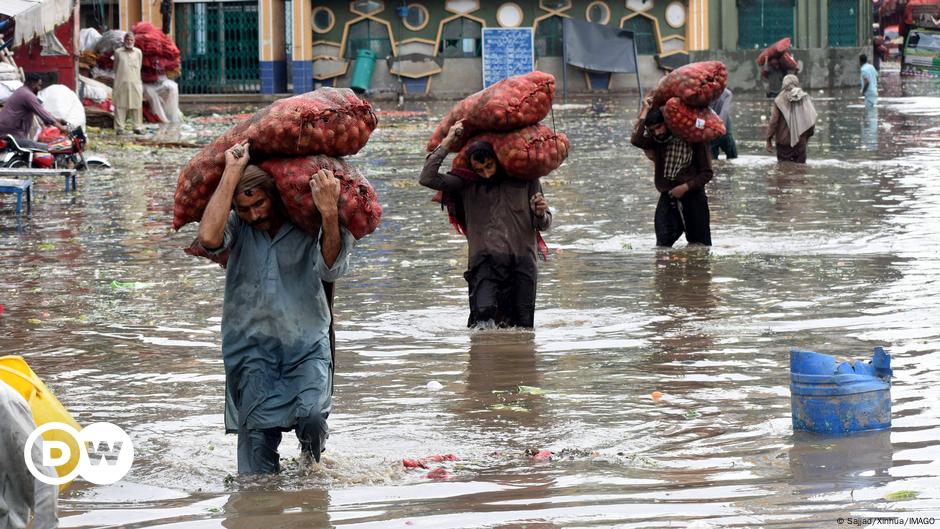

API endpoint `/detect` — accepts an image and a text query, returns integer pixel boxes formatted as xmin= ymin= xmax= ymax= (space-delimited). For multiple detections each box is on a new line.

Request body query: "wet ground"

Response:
xmin=2 ymin=75 xmax=940 ymax=528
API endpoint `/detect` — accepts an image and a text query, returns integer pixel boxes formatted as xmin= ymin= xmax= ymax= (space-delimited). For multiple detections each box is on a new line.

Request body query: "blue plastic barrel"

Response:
xmin=351 ymin=48 xmax=376 ymax=94
xmin=790 ymin=347 xmax=892 ymax=434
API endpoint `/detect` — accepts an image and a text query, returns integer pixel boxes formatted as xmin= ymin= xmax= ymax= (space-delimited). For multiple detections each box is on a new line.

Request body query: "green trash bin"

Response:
xmin=351 ymin=49 xmax=376 ymax=94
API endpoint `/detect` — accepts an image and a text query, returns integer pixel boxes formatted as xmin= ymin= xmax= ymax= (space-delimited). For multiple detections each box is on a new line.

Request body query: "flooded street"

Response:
xmin=2 ymin=77 xmax=940 ymax=528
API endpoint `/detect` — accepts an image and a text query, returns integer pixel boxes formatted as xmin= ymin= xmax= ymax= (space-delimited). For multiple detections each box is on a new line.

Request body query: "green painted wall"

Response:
xmin=707 ymin=0 xmax=869 ymax=50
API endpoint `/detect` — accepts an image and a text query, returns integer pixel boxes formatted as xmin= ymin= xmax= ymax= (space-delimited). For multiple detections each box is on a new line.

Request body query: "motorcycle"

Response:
xmin=0 ymin=127 xmax=111 ymax=170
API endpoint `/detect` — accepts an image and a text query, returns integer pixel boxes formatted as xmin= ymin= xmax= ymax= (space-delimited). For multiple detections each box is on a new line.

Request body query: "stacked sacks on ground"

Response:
xmin=95 ymin=23 xmax=181 ymax=83
xmin=427 ymin=71 xmax=569 ymax=179
xmin=650 ymin=61 xmax=728 ymax=144
xmin=175 ymin=88 xmax=382 ymax=265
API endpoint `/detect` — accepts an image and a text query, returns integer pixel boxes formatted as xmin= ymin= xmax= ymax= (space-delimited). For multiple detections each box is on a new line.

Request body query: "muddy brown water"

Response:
xmin=2 ymin=78 xmax=939 ymax=528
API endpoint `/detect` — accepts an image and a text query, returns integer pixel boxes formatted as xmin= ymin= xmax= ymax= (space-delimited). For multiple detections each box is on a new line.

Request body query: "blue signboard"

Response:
xmin=482 ymin=28 xmax=534 ymax=88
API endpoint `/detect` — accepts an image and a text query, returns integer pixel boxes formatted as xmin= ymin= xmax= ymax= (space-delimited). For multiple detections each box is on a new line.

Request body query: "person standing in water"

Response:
xmin=419 ymin=121 xmax=552 ymax=329
xmin=766 ymin=75 xmax=818 ymax=163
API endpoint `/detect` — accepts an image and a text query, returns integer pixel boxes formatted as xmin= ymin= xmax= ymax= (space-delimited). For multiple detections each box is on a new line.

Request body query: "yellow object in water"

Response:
xmin=0 ymin=355 xmax=82 ymax=491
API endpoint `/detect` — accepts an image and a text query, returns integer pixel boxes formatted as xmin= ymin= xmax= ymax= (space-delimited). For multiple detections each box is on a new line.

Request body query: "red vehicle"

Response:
xmin=0 ymin=127 xmax=109 ymax=170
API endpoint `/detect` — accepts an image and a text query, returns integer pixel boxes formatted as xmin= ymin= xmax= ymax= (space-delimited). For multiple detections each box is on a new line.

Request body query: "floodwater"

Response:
xmin=2 ymin=76 xmax=940 ymax=528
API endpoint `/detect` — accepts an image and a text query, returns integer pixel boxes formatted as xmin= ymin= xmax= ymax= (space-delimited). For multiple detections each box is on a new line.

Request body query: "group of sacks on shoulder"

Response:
xmin=173 ymin=71 xmax=573 ymax=263
xmin=172 ymin=63 xmax=735 ymax=256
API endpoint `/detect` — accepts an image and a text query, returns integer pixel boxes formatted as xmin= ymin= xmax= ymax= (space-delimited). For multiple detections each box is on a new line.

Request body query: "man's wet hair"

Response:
xmin=860 ymin=53 xmax=868 ymax=65
xmin=644 ymin=106 xmax=665 ymax=127
xmin=466 ymin=141 xmax=497 ymax=165
xmin=24 ymin=73 xmax=42 ymax=86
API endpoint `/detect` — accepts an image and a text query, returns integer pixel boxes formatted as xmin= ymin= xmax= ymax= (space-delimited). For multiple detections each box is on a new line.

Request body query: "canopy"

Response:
xmin=0 ymin=0 xmax=72 ymax=46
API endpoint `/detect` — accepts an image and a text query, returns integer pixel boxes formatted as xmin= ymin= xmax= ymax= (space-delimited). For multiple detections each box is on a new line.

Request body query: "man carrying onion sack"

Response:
xmin=631 ymin=97 xmax=715 ymax=248
xmin=420 ymin=121 xmax=553 ymax=330
xmin=196 ymin=140 xmax=355 ymax=474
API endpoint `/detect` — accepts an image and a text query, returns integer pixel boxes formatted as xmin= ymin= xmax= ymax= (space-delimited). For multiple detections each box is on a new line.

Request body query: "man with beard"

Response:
xmin=631 ymin=96 xmax=714 ymax=247
xmin=197 ymin=140 xmax=355 ymax=474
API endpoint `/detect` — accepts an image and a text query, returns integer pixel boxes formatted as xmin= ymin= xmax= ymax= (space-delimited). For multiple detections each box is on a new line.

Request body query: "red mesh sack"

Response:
xmin=652 ymin=61 xmax=728 ymax=108
xmin=427 ymin=71 xmax=555 ymax=152
xmin=663 ymin=97 xmax=726 ymax=144
xmin=37 ymin=127 xmax=65 ymax=144
xmin=779 ymin=52 xmax=799 ymax=71
xmin=258 ymin=156 xmax=382 ymax=240
xmin=756 ymin=37 xmax=791 ymax=66
xmin=451 ymin=125 xmax=570 ymax=180
xmin=131 ymin=22 xmax=182 ymax=79
xmin=172 ymin=88 xmax=377 ymax=230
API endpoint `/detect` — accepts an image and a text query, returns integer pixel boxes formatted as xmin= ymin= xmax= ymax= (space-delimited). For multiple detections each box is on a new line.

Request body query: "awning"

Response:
xmin=0 ymin=0 xmax=72 ymax=47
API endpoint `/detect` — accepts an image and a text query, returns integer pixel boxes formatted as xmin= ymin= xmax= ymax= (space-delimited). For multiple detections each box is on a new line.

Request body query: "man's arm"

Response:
xmin=530 ymin=182 xmax=552 ymax=231
xmin=419 ymin=121 xmax=469 ymax=192
xmin=630 ymin=96 xmax=656 ymax=150
xmin=197 ymin=141 xmax=249 ymax=249
xmin=766 ymin=106 xmax=781 ymax=151
xmin=686 ymin=144 xmax=714 ymax=191
xmin=25 ymin=91 xmax=61 ymax=127
xmin=310 ymin=169 xmax=341 ymax=268
xmin=1 ymin=387 xmax=58 ymax=529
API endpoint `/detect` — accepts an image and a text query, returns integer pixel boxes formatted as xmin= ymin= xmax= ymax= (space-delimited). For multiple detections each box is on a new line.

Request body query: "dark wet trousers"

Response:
xmin=655 ymin=189 xmax=712 ymax=247
xmin=776 ymin=142 xmax=808 ymax=163
xmin=709 ymin=120 xmax=738 ymax=160
xmin=464 ymin=255 xmax=537 ymax=329
xmin=236 ymin=410 xmax=328 ymax=474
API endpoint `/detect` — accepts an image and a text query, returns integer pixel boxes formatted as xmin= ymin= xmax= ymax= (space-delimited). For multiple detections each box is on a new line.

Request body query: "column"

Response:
xmin=291 ymin=0 xmax=313 ymax=93
xmin=686 ymin=0 xmax=710 ymax=51
xmin=260 ymin=0 xmax=288 ymax=93
xmin=119 ymin=0 xmax=142 ymax=31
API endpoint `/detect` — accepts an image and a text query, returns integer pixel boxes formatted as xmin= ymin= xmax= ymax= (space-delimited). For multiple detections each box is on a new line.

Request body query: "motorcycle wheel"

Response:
xmin=4 ymin=159 xmax=29 ymax=168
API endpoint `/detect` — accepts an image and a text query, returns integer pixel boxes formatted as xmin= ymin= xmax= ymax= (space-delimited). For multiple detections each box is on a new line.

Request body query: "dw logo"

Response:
xmin=24 ymin=422 xmax=134 ymax=486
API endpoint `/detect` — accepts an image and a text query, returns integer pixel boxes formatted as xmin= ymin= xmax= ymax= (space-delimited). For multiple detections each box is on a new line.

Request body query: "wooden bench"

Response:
xmin=0 ymin=178 xmax=32 ymax=215
xmin=0 ymin=167 xmax=77 ymax=191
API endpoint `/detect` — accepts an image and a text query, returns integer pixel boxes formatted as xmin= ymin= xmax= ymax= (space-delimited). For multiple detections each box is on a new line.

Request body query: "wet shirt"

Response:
xmin=630 ymin=122 xmax=714 ymax=194
xmin=0 ymin=382 xmax=58 ymax=529
xmin=420 ymin=146 xmax=552 ymax=267
xmin=860 ymin=63 xmax=878 ymax=105
xmin=0 ymin=86 xmax=57 ymax=138
xmin=212 ymin=212 xmax=354 ymax=430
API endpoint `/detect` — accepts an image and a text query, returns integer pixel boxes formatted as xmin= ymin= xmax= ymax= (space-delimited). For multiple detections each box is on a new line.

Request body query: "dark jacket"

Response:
xmin=630 ymin=121 xmax=714 ymax=194
xmin=420 ymin=146 xmax=552 ymax=266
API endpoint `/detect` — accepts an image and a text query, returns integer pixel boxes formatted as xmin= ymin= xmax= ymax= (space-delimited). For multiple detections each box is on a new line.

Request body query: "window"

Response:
xmin=439 ymin=17 xmax=482 ymax=57
xmin=403 ymin=4 xmax=429 ymax=31
xmin=312 ymin=6 xmax=335 ymax=34
xmin=350 ymin=0 xmax=383 ymax=16
xmin=535 ymin=15 xmax=563 ymax=57
xmin=539 ymin=0 xmax=571 ymax=10
xmin=346 ymin=19 xmax=393 ymax=58
xmin=738 ymin=0 xmax=794 ymax=49
xmin=586 ymin=1 xmax=610 ymax=24
xmin=827 ymin=0 xmax=857 ymax=47
xmin=497 ymin=3 xmax=524 ymax=27
xmin=621 ymin=15 xmax=657 ymax=54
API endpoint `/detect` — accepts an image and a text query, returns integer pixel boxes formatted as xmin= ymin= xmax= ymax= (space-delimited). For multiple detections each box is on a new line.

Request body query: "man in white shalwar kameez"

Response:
xmin=113 ymin=33 xmax=143 ymax=135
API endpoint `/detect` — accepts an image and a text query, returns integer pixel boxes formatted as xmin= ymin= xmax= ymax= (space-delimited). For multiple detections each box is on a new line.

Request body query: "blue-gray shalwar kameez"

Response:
xmin=210 ymin=211 xmax=354 ymax=474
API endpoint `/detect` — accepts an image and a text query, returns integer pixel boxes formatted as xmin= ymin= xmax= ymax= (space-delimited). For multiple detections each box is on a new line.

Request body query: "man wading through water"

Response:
xmin=420 ymin=121 xmax=552 ymax=329
xmin=197 ymin=140 xmax=354 ymax=474
xmin=631 ymin=96 xmax=714 ymax=247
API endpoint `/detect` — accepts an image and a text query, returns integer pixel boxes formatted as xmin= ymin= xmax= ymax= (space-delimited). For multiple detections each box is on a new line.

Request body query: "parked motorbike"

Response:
xmin=0 ymin=127 xmax=111 ymax=170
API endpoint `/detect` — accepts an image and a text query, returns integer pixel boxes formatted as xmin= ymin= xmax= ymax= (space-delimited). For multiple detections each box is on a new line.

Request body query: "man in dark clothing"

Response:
xmin=631 ymin=97 xmax=714 ymax=247
xmin=708 ymin=88 xmax=738 ymax=160
xmin=420 ymin=121 xmax=552 ymax=329
xmin=0 ymin=73 xmax=67 ymax=140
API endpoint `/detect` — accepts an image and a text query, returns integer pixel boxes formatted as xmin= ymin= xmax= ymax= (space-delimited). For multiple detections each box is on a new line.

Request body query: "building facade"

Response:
xmin=115 ymin=0 xmax=870 ymax=95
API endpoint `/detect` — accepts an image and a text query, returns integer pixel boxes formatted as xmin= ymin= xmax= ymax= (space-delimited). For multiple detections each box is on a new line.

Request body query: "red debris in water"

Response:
xmin=0 ymin=304 xmax=4 ymax=315
xmin=425 ymin=454 xmax=459 ymax=462
xmin=426 ymin=467 xmax=449 ymax=480
xmin=532 ymin=450 xmax=553 ymax=461
xmin=402 ymin=459 xmax=429 ymax=469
